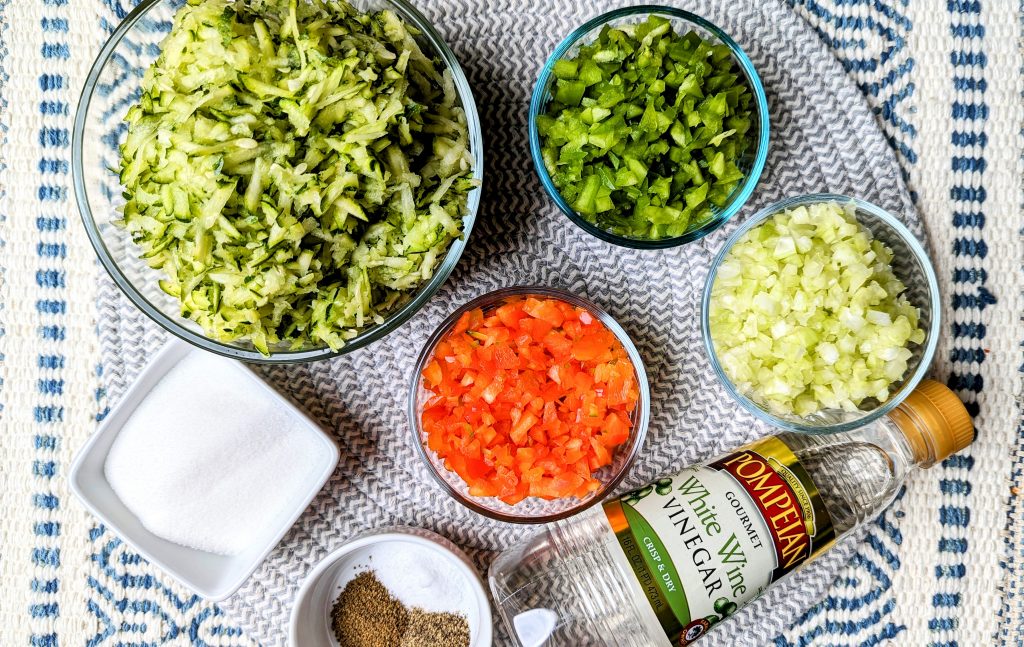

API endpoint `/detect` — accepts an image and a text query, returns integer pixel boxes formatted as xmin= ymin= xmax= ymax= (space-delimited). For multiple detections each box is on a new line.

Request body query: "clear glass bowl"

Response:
xmin=408 ymin=286 xmax=651 ymax=523
xmin=72 ymin=0 xmax=483 ymax=363
xmin=529 ymin=5 xmax=770 ymax=250
xmin=701 ymin=193 xmax=941 ymax=434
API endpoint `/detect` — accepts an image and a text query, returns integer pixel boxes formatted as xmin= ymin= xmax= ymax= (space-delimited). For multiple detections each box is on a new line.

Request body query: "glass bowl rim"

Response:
xmin=407 ymin=285 xmax=652 ymax=523
xmin=72 ymin=0 xmax=484 ymax=364
xmin=528 ymin=4 xmax=771 ymax=250
xmin=700 ymin=192 xmax=942 ymax=434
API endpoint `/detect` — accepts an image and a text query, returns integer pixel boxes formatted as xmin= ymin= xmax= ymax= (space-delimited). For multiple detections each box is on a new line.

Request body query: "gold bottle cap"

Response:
xmin=888 ymin=379 xmax=974 ymax=466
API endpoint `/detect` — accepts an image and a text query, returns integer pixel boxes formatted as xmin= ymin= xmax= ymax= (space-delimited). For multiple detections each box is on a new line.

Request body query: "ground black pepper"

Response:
xmin=399 ymin=608 xmax=470 ymax=647
xmin=331 ymin=571 xmax=409 ymax=647
xmin=330 ymin=571 xmax=471 ymax=647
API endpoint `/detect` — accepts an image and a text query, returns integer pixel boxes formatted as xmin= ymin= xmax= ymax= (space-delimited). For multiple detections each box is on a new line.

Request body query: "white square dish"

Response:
xmin=69 ymin=340 xmax=339 ymax=601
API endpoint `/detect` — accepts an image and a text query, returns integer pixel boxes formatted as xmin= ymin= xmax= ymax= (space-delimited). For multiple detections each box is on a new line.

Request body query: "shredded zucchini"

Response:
xmin=119 ymin=0 xmax=476 ymax=353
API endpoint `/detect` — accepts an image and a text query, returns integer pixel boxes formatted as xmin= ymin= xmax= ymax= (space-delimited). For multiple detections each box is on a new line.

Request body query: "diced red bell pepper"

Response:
xmin=419 ymin=296 xmax=639 ymax=504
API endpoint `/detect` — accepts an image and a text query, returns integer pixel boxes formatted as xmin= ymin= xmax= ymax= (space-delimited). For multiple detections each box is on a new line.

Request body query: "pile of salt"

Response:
xmin=104 ymin=351 xmax=324 ymax=555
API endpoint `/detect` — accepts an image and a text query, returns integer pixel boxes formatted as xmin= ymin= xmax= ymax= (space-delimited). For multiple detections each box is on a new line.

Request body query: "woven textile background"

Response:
xmin=89 ymin=0 xmax=922 ymax=644
xmin=0 ymin=1 xmax=1020 ymax=647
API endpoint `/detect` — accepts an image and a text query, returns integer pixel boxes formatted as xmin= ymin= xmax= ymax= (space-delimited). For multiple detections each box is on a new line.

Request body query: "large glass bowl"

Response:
xmin=408 ymin=286 xmax=651 ymax=523
xmin=72 ymin=0 xmax=483 ymax=363
xmin=529 ymin=5 xmax=770 ymax=250
xmin=701 ymin=193 xmax=941 ymax=434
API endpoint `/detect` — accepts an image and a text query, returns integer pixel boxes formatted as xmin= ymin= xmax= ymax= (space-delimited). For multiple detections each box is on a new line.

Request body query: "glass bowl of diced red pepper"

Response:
xmin=409 ymin=286 xmax=650 ymax=523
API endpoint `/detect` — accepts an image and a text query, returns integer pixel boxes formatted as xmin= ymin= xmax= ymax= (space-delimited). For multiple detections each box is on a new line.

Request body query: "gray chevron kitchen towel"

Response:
xmin=90 ymin=0 xmax=923 ymax=645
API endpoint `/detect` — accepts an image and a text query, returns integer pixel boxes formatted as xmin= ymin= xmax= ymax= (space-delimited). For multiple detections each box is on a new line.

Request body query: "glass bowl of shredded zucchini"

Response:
xmin=73 ymin=0 xmax=482 ymax=362
xmin=529 ymin=6 xmax=770 ymax=249
xmin=701 ymin=194 xmax=941 ymax=434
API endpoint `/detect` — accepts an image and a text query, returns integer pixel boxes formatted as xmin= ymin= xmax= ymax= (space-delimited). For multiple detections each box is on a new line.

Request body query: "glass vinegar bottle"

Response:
xmin=488 ymin=380 xmax=974 ymax=647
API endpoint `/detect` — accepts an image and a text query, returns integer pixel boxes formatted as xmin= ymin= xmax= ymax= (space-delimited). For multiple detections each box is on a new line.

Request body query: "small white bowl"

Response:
xmin=290 ymin=527 xmax=493 ymax=647
xmin=69 ymin=340 xmax=339 ymax=601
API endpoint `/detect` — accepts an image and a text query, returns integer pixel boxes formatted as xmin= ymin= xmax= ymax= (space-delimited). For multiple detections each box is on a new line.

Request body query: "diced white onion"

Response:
xmin=709 ymin=201 xmax=924 ymax=416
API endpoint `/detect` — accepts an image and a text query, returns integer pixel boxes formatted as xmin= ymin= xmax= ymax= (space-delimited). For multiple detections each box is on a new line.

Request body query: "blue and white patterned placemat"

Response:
xmin=0 ymin=1 xmax=1021 ymax=646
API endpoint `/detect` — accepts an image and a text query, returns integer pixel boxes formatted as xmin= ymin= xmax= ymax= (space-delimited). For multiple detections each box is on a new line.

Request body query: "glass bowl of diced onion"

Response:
xmin=701 ymin=194 xmax=941 ymax=434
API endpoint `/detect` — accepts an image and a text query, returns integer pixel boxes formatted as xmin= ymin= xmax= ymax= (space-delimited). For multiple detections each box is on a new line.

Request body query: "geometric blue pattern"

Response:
xmin=80 ymin=0 xmax=252 ymax=644
xmin=790 ymin=0 xmax=921 ymax=183
xmin=778 ymin=0 xmax=921 ymax=643
xmin=1000 ymin=4 xmax=1024 ymax=641
xmin=780 ymin=1 xmax=1004 ymax=645
xmin=775 ymin=497 xmax=909 ymax=646
xmin=30 ymin=0 xmax=72 ymax=643
xmin=926 ymin=2 xmax=991 ymax=645
xmin=86 ymin=525 xmax=248 ymax=646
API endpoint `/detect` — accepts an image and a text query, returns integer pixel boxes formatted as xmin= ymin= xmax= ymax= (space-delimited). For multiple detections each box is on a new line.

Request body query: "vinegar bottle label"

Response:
xmin=604 ymin=436 xmax=836 ymax=645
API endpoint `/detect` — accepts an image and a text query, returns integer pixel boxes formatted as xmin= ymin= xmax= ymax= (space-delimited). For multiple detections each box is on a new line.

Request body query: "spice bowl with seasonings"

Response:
xmin=290 ymin=527 xmax=492 ymax=647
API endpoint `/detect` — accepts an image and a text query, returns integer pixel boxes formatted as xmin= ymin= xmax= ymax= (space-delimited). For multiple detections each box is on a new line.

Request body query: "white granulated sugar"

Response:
xmin=104 ymin=350 xmax=324 ymax=555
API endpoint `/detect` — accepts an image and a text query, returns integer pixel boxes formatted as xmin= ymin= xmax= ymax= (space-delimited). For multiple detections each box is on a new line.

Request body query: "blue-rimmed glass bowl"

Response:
xmin=701 ymin=193 xmax=941 ymax=434
xmin=529 ymin=5 xmax=770 ymax=250
xmin=409 ymin=286 xmax=651 ymax=523
xmin=72 ymin=0 xmax=483 ymax=364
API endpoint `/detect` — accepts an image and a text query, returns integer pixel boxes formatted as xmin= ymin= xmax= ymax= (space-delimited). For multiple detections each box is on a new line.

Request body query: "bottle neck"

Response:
xmin=777 ymin=417 xmax=918 ymax=536
xmin=885 ymin=406 xmax=940 ymax=467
